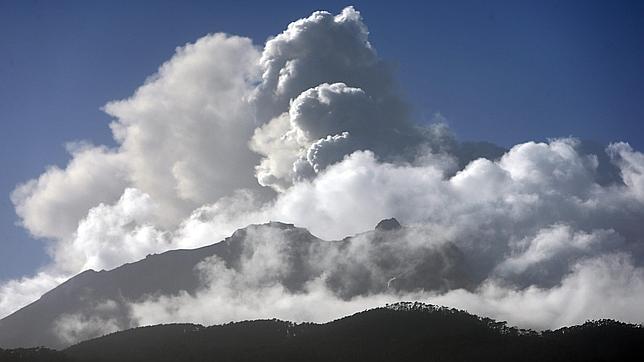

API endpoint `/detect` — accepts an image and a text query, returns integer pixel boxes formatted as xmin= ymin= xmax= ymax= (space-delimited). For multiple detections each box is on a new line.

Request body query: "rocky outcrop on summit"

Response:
xmin=374 ymin=218 xmax=402 ymax=231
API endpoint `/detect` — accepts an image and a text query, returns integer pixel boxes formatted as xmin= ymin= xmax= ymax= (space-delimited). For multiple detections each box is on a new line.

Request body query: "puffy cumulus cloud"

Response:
xmin=11 ymin=32 xmax=264 ymax=244
xmin=250 ymin=113 xmax=303 ymax=191
xmin=287 ymin=83 xmax=408 ymax=145
xmin=252 ymin=7 xmax=399 ymax=120
xmin=7 ymin=140 xmax=644 ymax=337
xmin=497 ymin=139 xmax=598 ymax=197
xmin=257 ymin=138 xmax=639 ymax=243
xmin=432 ymin=253 xmax=644 ymax=330
xmin=1 ymin=188 xmax=171 ymax=319
xmin=301 ymin=131 xmax=353 ymax=174
xmin=180 ymin=149 xmax=454 ymax=242
xmin=11 ymin=144 xmax=128 ymax=240
xmin=176 ymin=138 xmax=644 ymax=273
xmin=608 ymin=142 xmax=644 ymax=202
xmin=252 ymin=83 xmax=436 ymax=190
xmin=4 ymin=32 xmax=265 ymax=316
xmin=125 ymin=138 xmax=644 ymax=331
xmin=62 ymin=137 xmax=642 ymax=288
xmin=493 ymin=225 xmax=624 ymax=287
xmin=248 ymin=7 xmax=455 ymax=191
xmin=172 ymin=190 xmax=270 ymax=249
xmin=52 ymin=189 xmax=171 ymax=274
xmin=104 ymin=33 xmax=265 ymax=226
xmin=270 ymin=151 xmax=447 ymax=239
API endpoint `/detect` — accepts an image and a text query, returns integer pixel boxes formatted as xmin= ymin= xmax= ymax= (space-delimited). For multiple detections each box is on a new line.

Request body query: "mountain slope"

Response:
xmin=0 ymin=220 xmax=471 ymax=349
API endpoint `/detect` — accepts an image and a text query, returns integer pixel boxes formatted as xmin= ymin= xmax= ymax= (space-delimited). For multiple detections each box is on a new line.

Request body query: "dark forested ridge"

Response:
xmin=0 ymin=347 xmax=67 ymax=362
xmin=1 ymin=302 xmax=642 ymax=362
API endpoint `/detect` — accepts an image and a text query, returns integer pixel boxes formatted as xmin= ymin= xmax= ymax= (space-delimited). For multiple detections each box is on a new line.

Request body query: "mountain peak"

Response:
xmin=375 ymin=218 xmax=401 ymax=231
xmin=263 ymin=221 xmax=296 ymax=229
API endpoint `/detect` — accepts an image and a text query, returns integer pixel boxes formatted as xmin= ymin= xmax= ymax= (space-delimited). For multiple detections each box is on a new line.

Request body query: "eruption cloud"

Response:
xmin=3 ymin=7 xmax=644 ymax=343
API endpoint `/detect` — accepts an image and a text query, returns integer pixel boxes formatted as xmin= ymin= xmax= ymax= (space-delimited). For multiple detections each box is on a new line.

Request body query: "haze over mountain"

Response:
xmin=0 ymin=220 xmax=471 ymax=349
xmin=2 ymin=5 xmax=644 ymax=349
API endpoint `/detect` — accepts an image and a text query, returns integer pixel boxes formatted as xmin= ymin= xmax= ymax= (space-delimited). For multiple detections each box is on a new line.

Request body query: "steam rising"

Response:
xmin=3 ymin=7 xmax=644 ymax=344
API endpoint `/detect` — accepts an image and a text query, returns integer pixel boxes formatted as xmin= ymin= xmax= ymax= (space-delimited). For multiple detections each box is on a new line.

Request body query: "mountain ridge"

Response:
xmin=0 ymin=219 xmax=471 ymax=349
xmin=1 ymin=302 xmax=643 ymax=361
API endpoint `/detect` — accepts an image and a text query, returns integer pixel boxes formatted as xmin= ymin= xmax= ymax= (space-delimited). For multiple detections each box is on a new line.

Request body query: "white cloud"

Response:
xmin=608 ymin=142 xmax=644 ymax=202
xmin=11 ymin=144 xmax=128 ymax=240
xmin=53 ymin=312 xmax=121 ymax=345
xmin=53 ymin=188 xmax=170 ymax=274
xmin=252 ymin=82 xmax=434 ymax=190
xmin=11 ymin=32 xmax=264 ymax=245
xmin=495 ymin=225 xmax=623 ymax=282
xmin=0 ymin=272 xmax=66 ymax=319
xmin=432 ymin=253 xmax=644 ymax=330
xmin=252 ymin=7 xmax=397 ymax=120
xmin=3 ymin=33 xmax=264 ymax=321
xmin=104 ymin=33 xmax=265 ymax=226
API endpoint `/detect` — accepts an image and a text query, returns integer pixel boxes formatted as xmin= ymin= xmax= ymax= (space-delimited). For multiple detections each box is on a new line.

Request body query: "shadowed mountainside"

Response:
xmin=0 ymin=220 xmax=471 ymax=349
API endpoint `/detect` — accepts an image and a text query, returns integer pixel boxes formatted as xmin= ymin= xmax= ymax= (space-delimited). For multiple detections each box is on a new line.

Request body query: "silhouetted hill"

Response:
xmin=0 ymin=347 xmax=67 ymax=362
xmin=4 ymin=302 xmax=640 ymax=361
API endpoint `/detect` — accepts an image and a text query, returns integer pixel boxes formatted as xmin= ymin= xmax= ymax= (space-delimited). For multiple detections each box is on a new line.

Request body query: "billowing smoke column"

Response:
xmin=3 ymin=7 xmax=644 ymax=344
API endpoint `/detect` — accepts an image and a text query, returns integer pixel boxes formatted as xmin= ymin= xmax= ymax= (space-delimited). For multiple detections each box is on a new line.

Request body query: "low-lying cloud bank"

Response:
xmin=3 ymin=6 xmax=644 ymax=343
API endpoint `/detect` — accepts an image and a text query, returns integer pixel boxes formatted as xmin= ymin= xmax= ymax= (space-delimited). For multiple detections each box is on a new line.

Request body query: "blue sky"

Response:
xmin=1 ymin=0 xmax=644 ymax=282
